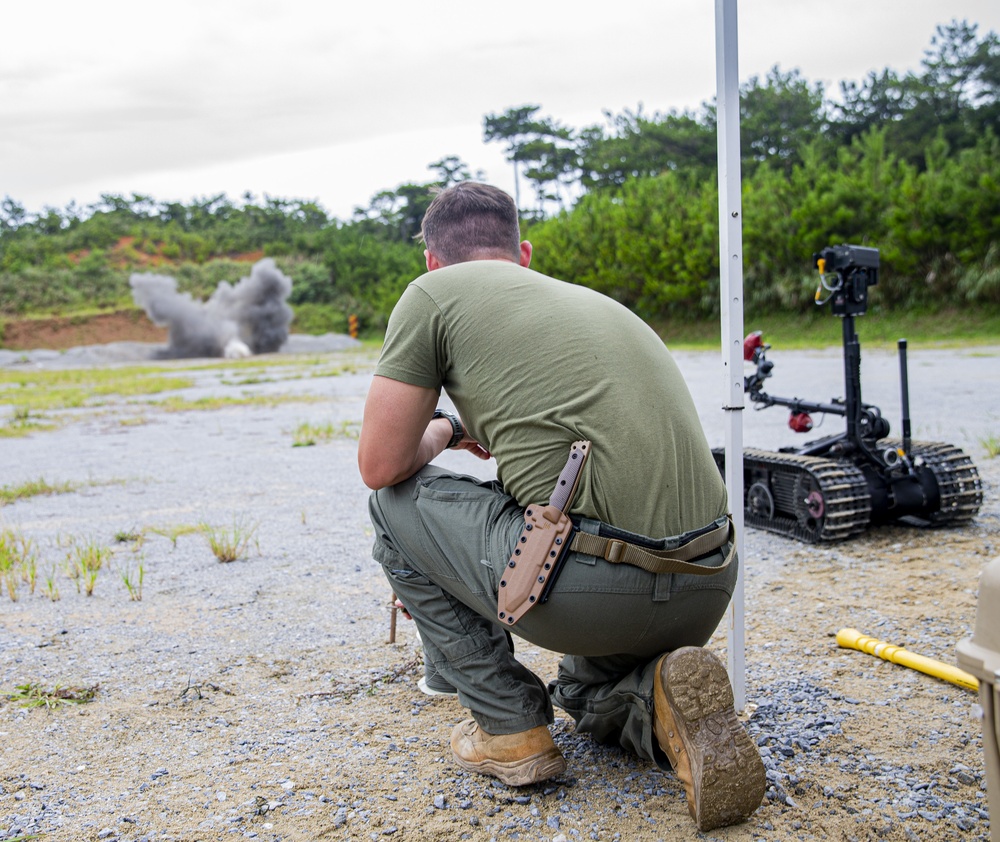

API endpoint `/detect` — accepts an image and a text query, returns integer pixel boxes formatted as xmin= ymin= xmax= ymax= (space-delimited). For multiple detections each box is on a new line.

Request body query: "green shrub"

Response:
xmin=291 ymin=303 xmax=349 ymax=335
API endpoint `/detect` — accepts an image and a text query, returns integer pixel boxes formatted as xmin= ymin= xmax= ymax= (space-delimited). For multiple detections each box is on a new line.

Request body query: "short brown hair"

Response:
xmin=420 ymin=182 xmax=521 ymax=266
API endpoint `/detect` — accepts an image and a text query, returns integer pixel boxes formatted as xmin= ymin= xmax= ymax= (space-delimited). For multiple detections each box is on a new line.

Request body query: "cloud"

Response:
xmin=3 ymin=0 xmax=998 ymax=218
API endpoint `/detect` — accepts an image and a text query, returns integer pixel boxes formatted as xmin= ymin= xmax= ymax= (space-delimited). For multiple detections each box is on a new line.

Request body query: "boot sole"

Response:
xmin=658 ymin=647 xmax=766 ymax=831
xmin=453 ymin=748 xmax=567 ymax=787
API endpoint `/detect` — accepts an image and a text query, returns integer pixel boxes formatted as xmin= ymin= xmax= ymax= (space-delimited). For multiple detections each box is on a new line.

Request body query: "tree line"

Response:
xmin=1 ymin=20 xmax=997 ymax=331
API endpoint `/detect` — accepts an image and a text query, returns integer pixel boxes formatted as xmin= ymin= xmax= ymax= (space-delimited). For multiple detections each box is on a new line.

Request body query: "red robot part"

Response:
xmin=789 ymin=411 xmax=814 ymax=433
xmin=743 ymin=331 xmax=764 ymax=362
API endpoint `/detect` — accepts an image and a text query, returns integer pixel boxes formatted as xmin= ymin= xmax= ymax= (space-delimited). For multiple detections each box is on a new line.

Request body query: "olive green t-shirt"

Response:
xmin=375 ymin=260 xmax=727 ymax=537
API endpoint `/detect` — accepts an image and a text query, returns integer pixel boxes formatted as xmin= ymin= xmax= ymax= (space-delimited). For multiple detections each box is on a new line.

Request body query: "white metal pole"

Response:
xmin=715 ymin=0 xmax=747 ymax=711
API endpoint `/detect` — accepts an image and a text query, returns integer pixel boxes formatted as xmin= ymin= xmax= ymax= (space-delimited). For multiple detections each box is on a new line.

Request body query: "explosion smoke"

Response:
xmin=130 ymin=258 xmax=294 ymax=359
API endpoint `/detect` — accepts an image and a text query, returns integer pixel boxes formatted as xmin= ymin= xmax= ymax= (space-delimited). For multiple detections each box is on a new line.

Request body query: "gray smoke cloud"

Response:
xmin=130 ymin=258 xmax=294 ymax=359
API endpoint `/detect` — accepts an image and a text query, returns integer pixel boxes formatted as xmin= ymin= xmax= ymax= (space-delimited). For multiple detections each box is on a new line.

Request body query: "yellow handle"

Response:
xmin=837 ymin=628 xmax=979 ymax=693
xmin=814 ymin=257 xmax=827 ymax=302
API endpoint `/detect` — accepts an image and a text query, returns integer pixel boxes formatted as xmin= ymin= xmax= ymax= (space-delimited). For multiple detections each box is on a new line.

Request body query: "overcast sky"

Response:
xmin=3 ymin=1 xmax=999 ymax=222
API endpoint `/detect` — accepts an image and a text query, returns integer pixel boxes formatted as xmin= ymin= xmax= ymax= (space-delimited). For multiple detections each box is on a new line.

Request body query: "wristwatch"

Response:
xmin=432 ymin=408 xmax=465 ymax=448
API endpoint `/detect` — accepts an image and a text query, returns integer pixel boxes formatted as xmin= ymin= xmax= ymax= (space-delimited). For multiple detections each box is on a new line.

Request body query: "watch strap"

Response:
xmin=432 ymin=409 xmax=464 ymax=448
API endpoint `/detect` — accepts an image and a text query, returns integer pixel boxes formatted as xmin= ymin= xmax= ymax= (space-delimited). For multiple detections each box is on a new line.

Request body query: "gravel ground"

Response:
xmin=1 ymin=338 xmax=998 ymax=842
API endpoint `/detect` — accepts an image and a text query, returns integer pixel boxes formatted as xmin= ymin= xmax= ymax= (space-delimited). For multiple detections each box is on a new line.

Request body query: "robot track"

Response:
xmin=714 ymin=448 xmax=871 ymax=542
xmin=879 ymin=439 xmax=983 ymax=528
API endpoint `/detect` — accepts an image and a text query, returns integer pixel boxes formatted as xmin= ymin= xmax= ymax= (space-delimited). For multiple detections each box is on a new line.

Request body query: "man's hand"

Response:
xmin=394 ymin=597 xmax=412 ymax=620
xmin=451 ymin=436 xmax=491 ymax=461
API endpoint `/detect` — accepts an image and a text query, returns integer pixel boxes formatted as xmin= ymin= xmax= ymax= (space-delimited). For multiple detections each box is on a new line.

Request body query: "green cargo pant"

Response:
xmin=368 ymin=465 xmax=738 ymax=767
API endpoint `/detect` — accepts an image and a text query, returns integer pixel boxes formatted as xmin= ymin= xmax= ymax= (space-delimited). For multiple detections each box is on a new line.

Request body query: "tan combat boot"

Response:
xmin=451 ymin=719 xmax=566 ymax=786
xmin=653 ymin=646 xmax=766 ymax=831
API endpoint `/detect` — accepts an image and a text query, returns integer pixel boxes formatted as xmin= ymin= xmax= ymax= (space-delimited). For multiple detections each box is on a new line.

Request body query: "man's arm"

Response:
xmin=358 ymin=375 xmax=489 ymax=490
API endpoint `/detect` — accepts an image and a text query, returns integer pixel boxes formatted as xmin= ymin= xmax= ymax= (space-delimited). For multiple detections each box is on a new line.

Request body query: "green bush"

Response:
xmin=291 ymin=303 xmax=349 ymax=335
xmin=530 ymin=173 xmax=719 ymax=320
xmin=0 ymin=266 xmax=131 ymax=316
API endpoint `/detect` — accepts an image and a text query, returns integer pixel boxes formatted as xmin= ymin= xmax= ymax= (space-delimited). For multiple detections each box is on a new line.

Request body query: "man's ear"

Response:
xmin=519 ymin=241 xmax=532 ymax=268
xmin=425 ymin=250 xmax=443 ymax=271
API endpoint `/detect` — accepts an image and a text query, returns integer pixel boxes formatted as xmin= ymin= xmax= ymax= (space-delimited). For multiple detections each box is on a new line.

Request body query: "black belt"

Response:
xmin=569 ymin=515 xmax=735 ymax=576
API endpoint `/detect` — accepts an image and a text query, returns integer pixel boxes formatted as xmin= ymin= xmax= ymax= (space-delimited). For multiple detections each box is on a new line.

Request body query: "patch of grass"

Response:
xmin=155 ymin=393 xmax=325 ymax=412
xmin=43 ymin=566 xmax=60 ymax=602
xmin=306 ymin=363 xmax=362 ymax=378
xmin=0 ymin=528 xmax=38 ymax=601
xmin=981 ymin=434 xmax=1000 ymax=459
xmin=0 ymin=407 xmax=58 ymax=438
xmin=0 ymin=366 xmax=195 ymax=413
xmin=7 ymin=682 xmax=99 ymax=709
xmin=201 ymin=516 xmax=258 ymax=563
xmin=0 ymin=476 xmax=79 ymax=506
xmin=113 ymin=526 xmax=146 ymax=548
xmin=120 ymin=559 xmax=145 ymax=601
xmin=220 ymin=374 xmax=274 ymax=386
xmin=291 ymin=419 xmax=360 ymax=447
xmin=66 ymin=538 xmax=111 ymax=596
xmin=147 ymin=523 xmax=201 ymax=548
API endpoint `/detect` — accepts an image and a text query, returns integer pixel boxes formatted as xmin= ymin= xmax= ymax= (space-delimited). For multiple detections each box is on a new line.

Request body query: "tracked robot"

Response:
xmin=713 ymin=244 xmax=982 ymax=542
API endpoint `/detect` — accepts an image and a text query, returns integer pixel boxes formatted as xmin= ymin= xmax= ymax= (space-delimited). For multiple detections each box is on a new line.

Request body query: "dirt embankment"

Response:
xmin=1 ymin=310 xmax=167 ymax=351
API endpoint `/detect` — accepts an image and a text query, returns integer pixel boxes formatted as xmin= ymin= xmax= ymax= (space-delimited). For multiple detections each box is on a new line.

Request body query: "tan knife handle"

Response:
xmin=549 ymin=440 xmax=590 ymax=511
